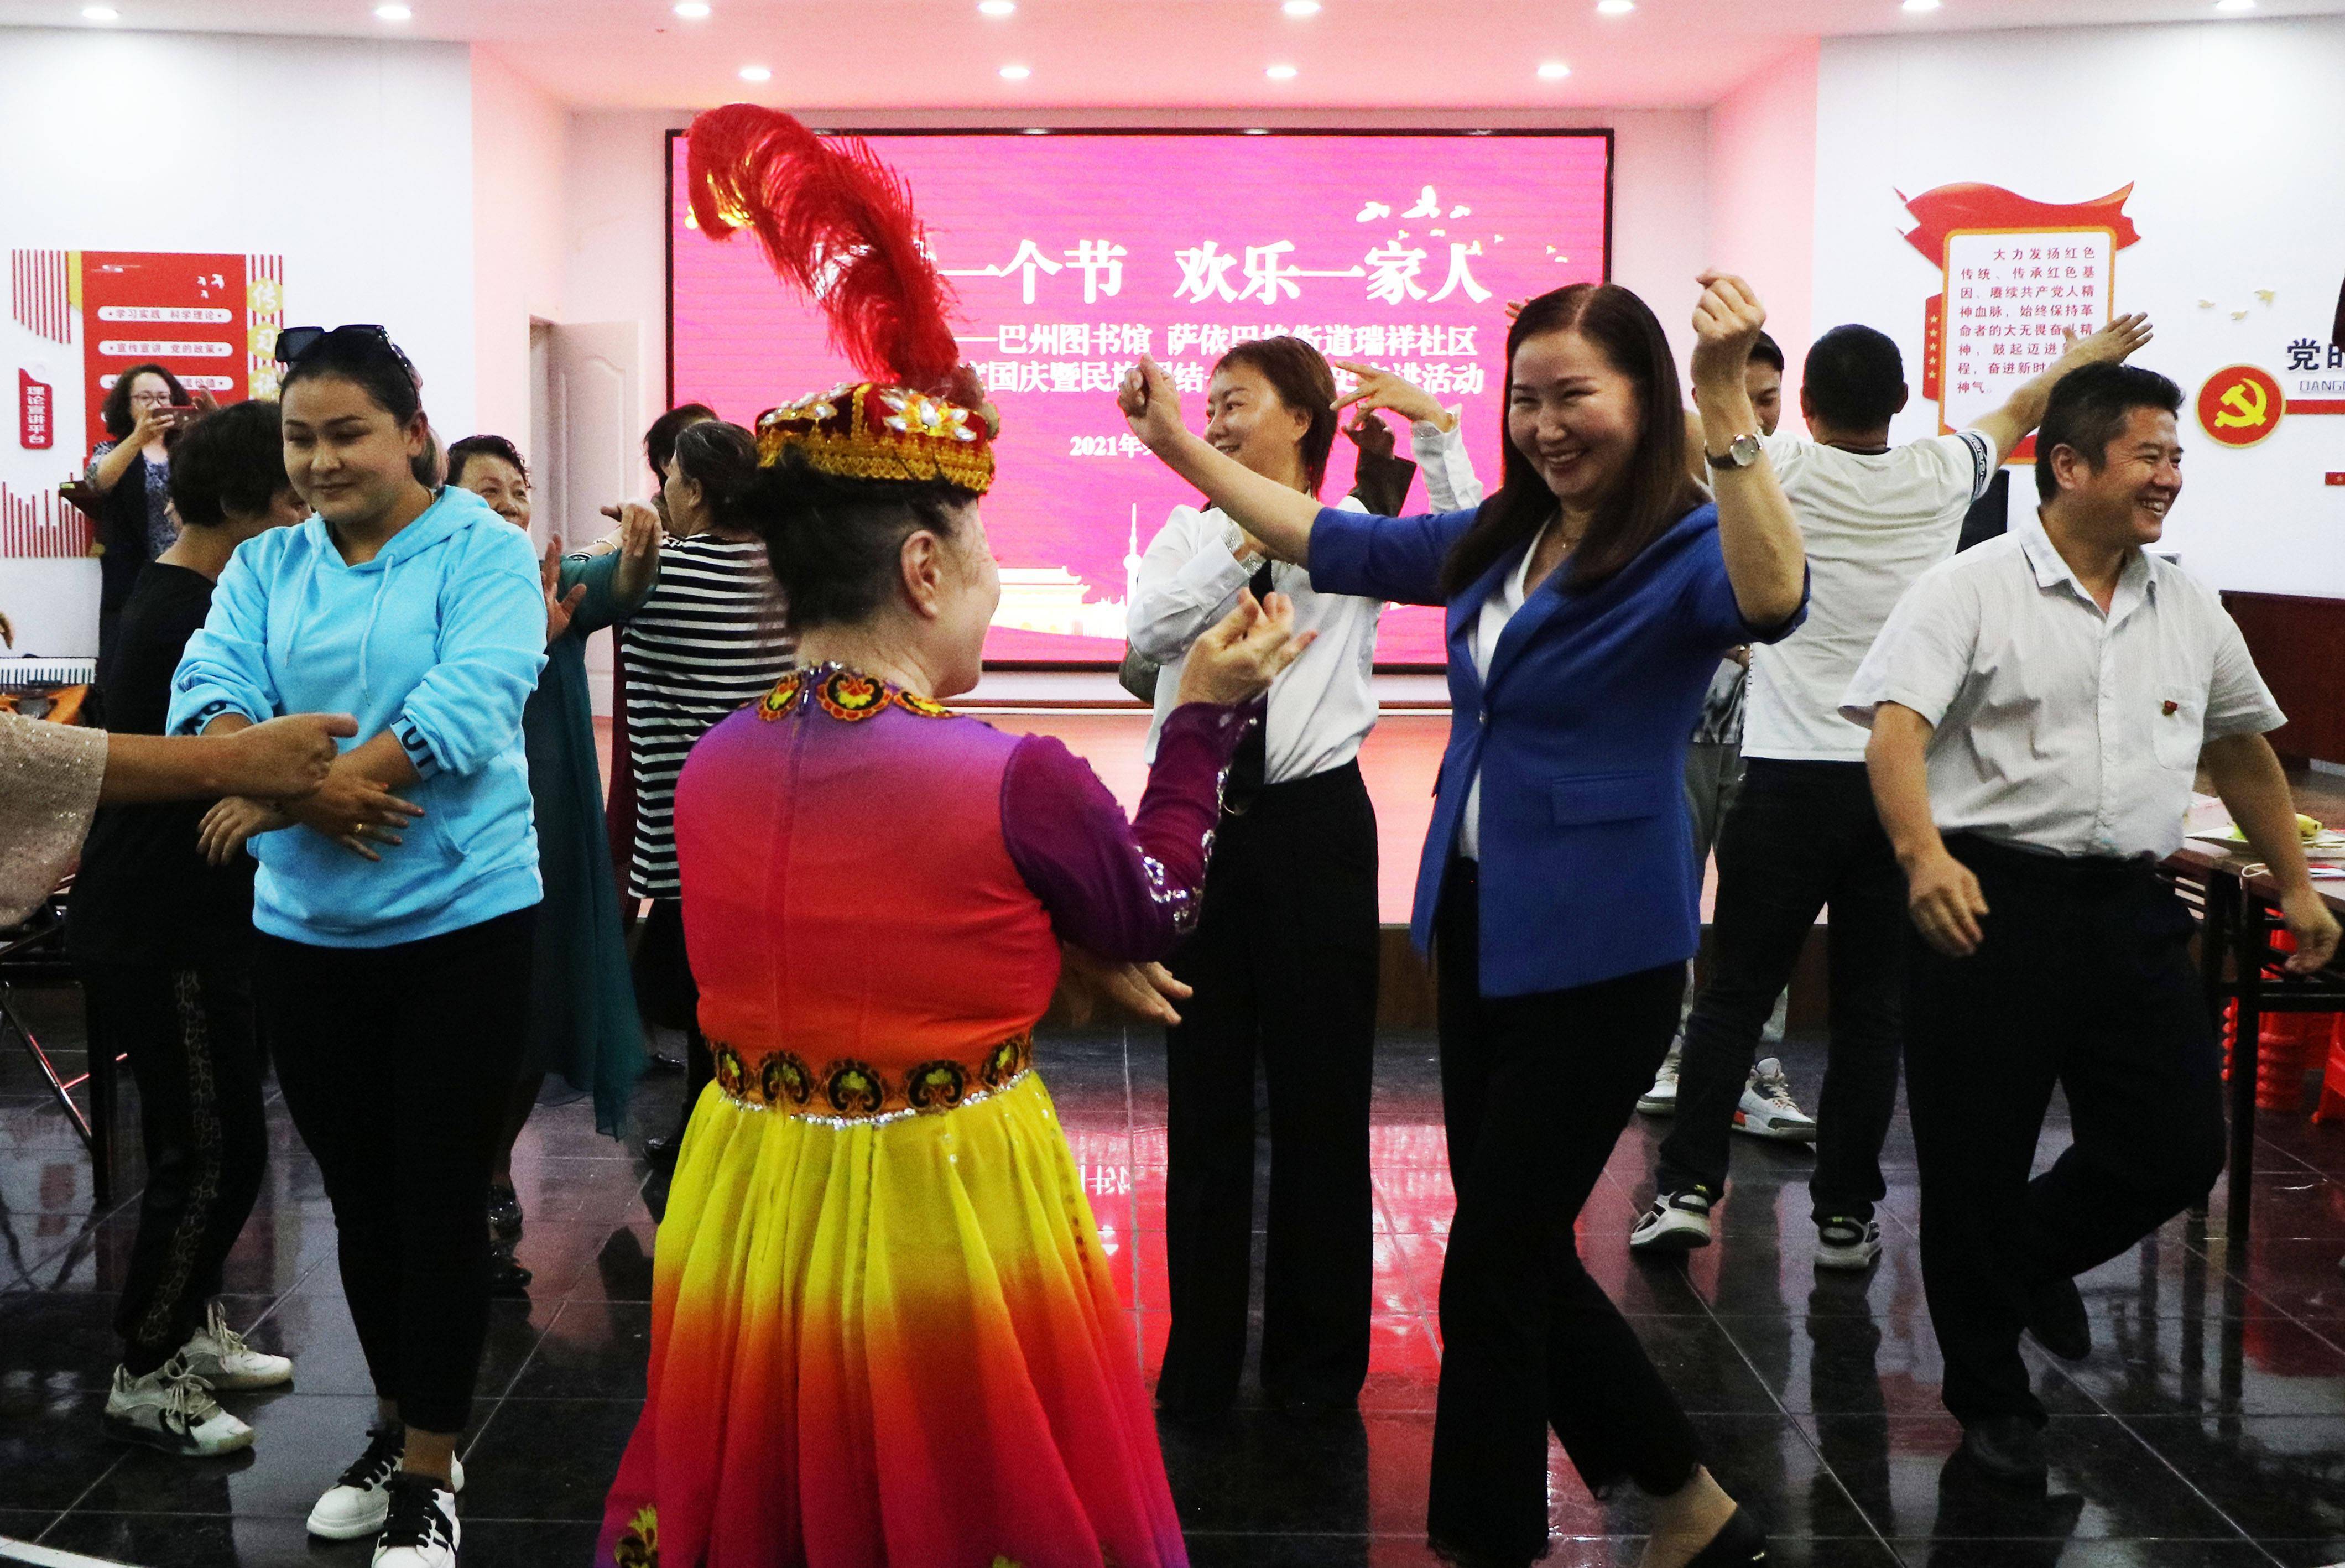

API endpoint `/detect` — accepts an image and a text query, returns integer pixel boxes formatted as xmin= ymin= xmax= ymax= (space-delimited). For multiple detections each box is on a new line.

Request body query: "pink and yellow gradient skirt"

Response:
xmin=598 ymin=1051 xmax=1186 ymax=1568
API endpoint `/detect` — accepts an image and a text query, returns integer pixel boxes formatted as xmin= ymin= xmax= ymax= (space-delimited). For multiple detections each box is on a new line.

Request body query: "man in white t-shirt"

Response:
xmin=1842 ymin=361 xmax=2336 ymax=1484
xmin=1633 ymin=314 xmax=2153 ymax=1270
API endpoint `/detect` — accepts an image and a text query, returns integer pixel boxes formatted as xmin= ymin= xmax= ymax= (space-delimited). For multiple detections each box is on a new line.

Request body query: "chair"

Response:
xmin=0 ymin=876 xmax=119 ymax=1206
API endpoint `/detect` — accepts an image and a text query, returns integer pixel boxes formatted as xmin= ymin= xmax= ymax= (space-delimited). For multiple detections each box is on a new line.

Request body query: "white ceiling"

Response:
xmin=4 ymin=0 xmax=2341 ymax=110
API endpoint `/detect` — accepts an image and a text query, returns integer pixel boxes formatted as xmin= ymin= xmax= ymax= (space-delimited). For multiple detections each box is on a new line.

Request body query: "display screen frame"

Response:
xmin=664 ymin=124 xmax=1614 ymax=671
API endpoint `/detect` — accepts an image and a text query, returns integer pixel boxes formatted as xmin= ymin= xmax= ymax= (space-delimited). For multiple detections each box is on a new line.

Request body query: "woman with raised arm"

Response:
xmin=597 ymin=379 xmax=1309 ymax=1567
xmin=1118 ymin=276 xmax=1805 ymax=1568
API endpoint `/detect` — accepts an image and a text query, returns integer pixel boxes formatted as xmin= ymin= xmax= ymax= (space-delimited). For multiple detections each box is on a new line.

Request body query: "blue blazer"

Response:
xmin=1310 ymin=501 xmax=1805 ymax=997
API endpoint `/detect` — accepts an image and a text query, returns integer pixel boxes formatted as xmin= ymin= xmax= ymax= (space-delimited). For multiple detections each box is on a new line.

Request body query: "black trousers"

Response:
xmin=1429 ymin=860 xmax=1701 ymax=1556
xmin=1160 ymin=761 xmax=1379 ymax=1410
xmin=256 ymin=908 xmax=535 ymax=1434
xmin=1906 ymin=836 xmax=2226 ymax=1426
xmin=635 ymin=897 xmax=711 ymax=1129
xmin=1659 ymin=759 xmax=1906 ymax=1220
xmin=80 ymin=963 xmax=268 ymax=1374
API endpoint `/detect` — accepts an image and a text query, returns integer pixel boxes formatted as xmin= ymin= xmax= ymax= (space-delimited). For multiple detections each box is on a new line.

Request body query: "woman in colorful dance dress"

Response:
xmin=596 ymin=374 xmax=1309 ymax=1567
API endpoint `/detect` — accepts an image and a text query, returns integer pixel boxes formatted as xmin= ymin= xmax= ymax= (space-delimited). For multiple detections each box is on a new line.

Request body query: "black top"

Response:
xmin=67 ymin=564 xmax=257 ymax=968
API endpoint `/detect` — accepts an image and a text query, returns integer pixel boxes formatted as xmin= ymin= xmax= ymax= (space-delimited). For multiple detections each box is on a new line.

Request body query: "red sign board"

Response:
xmin=19 ymin=370 xmax=52 ymax=450
xmin=77 ymin=252 xmax=249 ymax=453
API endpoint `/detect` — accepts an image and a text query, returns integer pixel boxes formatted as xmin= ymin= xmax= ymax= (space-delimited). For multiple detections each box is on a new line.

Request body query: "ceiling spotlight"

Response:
xmin=1243 ymin=127 xmax=1271 ymax=134
xmin=1901 ymin=0 xmax=1941 ymax=9
xmin=999 ymin=62 xmax=1031 ymax=78
xmin=978 ymin=0 xmax=1016 ymax=13
xmin=738 ymin=64 xmax=771 ymax=80
xmin=374 ymin=3 xmax=411 ymax=18
xmin=1023 ymin=127 xmax=1050 ymax=134
xmin=1283 ymin=0 xmax=1322 ymax=14
xmin=1596 ymin=0 xmax=1634 ymax=12
xmin=673 ymin=1 xmax=711 ymax=15
xmin=81 ymin=3 xmax=118 ymax=17
xmin=1536 ymin=60 xmax=1571 ymax=79
xmin=1266 ymin=62 xmax=1299 ymax=79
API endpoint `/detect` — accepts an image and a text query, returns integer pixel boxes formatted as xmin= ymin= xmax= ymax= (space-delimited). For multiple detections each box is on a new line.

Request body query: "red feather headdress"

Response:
xmin=685 ymin=103 xmax=963 ymax=393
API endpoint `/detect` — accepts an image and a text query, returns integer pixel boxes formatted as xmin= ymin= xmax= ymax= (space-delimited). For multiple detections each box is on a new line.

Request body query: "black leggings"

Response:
xmin=81 ymin=963 xmax=268 ymax=1376
xmin=256 ymin=908 xmax=535 ymax=1434
xmin=1430 ymin=861 xmax=1701 ymax=1558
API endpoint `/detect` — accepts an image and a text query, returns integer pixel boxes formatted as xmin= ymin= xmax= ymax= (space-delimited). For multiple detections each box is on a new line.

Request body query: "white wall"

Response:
xmin=472 ymin=45 xmax=569 ymax=452
xmin=1707 ymin=41 xmax=1818 ymax=433
xmin=0 ymin=27 xmax=475 ymax=655
xmin=560 ymin=103 xmax=1719 ymax=474
xmin=1815 ymin=17 xmax=2345 ymax=595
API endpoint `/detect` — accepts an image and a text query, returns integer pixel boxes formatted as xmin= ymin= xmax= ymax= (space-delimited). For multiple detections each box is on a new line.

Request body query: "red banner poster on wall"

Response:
xmin=19 ymin=369 xmax=52 ymax=449
xmin=77 ymin=251 xmax=249 ymax=452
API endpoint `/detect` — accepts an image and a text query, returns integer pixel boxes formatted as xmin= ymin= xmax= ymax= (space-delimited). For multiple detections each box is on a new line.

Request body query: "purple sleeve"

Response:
xmin=1000 ymin=701 xmax=1253 ymax=961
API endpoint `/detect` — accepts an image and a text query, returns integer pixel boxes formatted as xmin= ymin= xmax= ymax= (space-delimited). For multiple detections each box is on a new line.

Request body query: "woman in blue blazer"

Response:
xmin=1119 ymin=276 xmax=1806 ymax=1568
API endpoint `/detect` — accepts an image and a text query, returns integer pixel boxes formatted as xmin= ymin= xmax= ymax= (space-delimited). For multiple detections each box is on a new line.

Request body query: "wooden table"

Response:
xmin=2163 ymin=839 xmax=2345 ymax=1242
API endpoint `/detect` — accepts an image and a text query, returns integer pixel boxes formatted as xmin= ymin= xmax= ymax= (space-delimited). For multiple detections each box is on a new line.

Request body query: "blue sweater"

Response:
xmin=169 ymin=487 xmax=547 ymax=947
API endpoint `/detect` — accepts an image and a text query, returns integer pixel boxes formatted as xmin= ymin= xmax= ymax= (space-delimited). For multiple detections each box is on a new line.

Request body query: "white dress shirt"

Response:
xmin=1458 ymin=517 xmax=1553 ymax=861
xmin=1130 ymin=494 xmax=1382 ymax=779
xmin=1841 ymin=511 xmax=2285 ymax=859
xmin=1744 ymin=431 xmax=1992 ymax=762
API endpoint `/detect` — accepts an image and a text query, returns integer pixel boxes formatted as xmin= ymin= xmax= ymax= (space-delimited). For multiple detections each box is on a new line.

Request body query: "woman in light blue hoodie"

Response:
xmin=170 ymin=326 xmax=543 ymax=1568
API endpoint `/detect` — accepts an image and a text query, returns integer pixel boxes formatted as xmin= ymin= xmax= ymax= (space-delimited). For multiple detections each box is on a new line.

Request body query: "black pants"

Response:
xmin=1429 ymin=861 xmax=1701 ymax=1556
xmin=1906 ymin=836 xmax=2225 ymax=1426
xmin=635 ymin=897 xmax=711 ymax=1129
xmin=256 ymin=908 xmax=535 ymax=1434
xmin=1160 ymin=762 xmax=1379 ymax=1409
xmin=80 ymin=963 xmax=268 ymax=1375
xmin=1659 ymin=759 xmax=1905 ymax=1221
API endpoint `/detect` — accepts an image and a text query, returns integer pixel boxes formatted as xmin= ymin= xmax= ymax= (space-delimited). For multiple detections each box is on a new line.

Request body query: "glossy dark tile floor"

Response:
xmin=7 ymin=981 xmax=2345 ymax=1567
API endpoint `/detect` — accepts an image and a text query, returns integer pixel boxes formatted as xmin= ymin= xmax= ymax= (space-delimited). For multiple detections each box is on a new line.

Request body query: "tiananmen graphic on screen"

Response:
xmin=668 ymin=129 xmax=1610 ymax=665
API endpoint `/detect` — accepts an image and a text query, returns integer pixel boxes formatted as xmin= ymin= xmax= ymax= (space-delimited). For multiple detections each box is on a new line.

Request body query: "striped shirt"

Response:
xmin=622 ymin=535 xmax=793 ymax=898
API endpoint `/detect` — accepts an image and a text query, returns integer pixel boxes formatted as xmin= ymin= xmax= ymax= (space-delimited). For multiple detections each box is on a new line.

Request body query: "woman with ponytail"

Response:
xmin=618 ymin=419 xmax=796 ymax=1168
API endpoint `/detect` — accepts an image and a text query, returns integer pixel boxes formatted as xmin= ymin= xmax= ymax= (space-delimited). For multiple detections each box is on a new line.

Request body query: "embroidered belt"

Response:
xmin=710 ymin=1034 xmax=1034 ymax=1126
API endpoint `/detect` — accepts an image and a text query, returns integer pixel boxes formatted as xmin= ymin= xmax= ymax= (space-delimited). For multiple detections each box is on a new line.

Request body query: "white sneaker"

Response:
xmin=178 ymin=1301 xmax=294 ymax=1391
xmin=1637 ymin=1041 xmax=1684 ymax=1116
xmin=372 ymin=1473 xmax=459 ymax=1567
xmin=309 ymin=1425 xmax=466 ymax=1540
xmin=1731 ymin=1058 xmax=1818 ymax=1143
xmin=101 ymin=1355 xmax=255 ymax=1457
xmin=1816 ymin=1215 xmax=1883 ymax=1272
xmin=1629 ymin=1186 xmax=1716 ymax=1252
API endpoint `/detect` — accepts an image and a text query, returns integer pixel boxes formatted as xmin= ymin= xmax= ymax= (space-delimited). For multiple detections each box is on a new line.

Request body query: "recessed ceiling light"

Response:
xmin=374 ymin=3 xmax=411 ymax=18
xmin=999 ymin=62 xmax=1031 ymax=79
xmin=673 ymin=1 xmax=711 ymax=16
xmin=1282 ymin=0 xmax=1322 ymax=14
xmin=1536 ymin=60 xmax=1571 ymax=79
xmin=1901 ymin=0 xmax=1940 ymax=10
xmin=1023 ymin=126 xmax=1050 ymax=134
xmin=1266 ymin=62 xmax=1299 ymax=79
xmin=1596 ymin=0 xmax=1634 ymax=12
xmin=1243 ymin=127 xmax=1271 ymax=134
xmin=978 ymin=0 xmax=1016 ymax=14
xmin=80 ymin=3 xmax=118 ymax=17
xmin=737 ymin=64 xmax=771 ymax=81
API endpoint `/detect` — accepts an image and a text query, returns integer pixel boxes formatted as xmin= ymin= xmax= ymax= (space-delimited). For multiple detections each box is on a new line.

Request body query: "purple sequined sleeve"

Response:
xmin=1001 ymin=701 xmax=1254 ymax=962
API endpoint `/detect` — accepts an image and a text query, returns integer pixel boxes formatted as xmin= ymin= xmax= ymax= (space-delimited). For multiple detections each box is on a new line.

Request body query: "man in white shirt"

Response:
xmin=1634 ymin=315 xmax=2153 ymax=1270
xmin=1128 ymin=340 xmax=1474 ymax=1419
xmin=1843 ymin=362 xmax=2339 ymax=1486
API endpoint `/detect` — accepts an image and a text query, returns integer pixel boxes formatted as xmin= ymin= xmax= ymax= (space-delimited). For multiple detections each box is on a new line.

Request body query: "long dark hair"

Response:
xmin=1439 ymin=283 xmax=1705 ymax=597
xmin=1213 ymin=336 xmax=1339 ymax=497
xmin=99 ymin=362 xmax=189 ymax=439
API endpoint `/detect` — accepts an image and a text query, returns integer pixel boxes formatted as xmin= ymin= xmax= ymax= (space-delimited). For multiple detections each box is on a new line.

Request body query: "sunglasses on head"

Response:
xmin=274 ymin=325 xmax=419 ymax=388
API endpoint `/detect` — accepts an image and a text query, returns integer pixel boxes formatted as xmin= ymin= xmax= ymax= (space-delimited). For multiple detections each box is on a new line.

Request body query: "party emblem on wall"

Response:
xmin=2197 ymin=364 xmax=2286 ymax=447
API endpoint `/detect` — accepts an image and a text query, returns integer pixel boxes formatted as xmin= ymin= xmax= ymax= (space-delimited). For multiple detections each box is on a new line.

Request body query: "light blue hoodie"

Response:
xmin=169 ymin=486 xmax=548 ymax=947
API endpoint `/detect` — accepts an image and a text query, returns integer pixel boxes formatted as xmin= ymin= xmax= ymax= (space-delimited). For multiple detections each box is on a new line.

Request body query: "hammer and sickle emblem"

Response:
xmin=2215 ymin=379 xmax=2270 ymax=429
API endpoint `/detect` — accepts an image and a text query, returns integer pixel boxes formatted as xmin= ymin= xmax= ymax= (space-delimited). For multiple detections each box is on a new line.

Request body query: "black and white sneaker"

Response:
xmin=101 ymin=1355 xmax=254 ymax=1457
xmin=1629 ymin=1186 xmax=1716 ymax=1252
xmin=1816 ymin=1215 xmax=1883 ymax=1271
xmin=309 ymin=1424 xmax=465 ymax=1540
xmin=373 ymin=1472 xmax=459 ymax=1567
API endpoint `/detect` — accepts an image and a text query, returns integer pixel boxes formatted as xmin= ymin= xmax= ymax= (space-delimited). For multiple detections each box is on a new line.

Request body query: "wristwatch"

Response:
xmin=1706 ymin=433 xmax=1764 ymax=472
